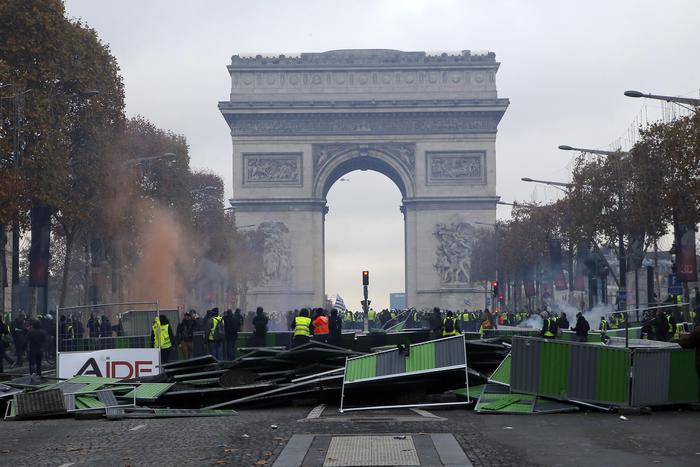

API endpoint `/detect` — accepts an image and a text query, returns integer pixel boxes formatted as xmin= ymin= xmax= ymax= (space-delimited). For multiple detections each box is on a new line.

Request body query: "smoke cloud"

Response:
xmin=127 ymin=204 xmax=193 ymax=309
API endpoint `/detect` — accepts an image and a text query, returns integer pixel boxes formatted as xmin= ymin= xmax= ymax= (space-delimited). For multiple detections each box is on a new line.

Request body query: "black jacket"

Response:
xmin=557 ymin=317 xmax=570 ymax=330
xmin=252 ymin=314 xmax=268 ymax=336
xmin=329 ymin=315 xmax=342 ymax=335
xmin=27 ymin=328 xmax=47 ymax=354
xmin=177 ymin=319 xmax=197 ymax=342
xmin=224 ymin=313 xmax=243 ymax=336
xmin=571 ymin=316 xmax=590 ymax=336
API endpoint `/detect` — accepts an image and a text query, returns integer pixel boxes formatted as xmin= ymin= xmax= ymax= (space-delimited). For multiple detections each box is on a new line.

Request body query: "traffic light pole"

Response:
xmin=362 ymin=284 xmax=369 ymax=333
xmin=361 ymin=271 xmax=370 ymax=333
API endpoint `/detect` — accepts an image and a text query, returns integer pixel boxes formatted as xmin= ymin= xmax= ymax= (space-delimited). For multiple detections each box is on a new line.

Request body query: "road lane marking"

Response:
xmin=129 ymin=424 xmax=146 ymax=431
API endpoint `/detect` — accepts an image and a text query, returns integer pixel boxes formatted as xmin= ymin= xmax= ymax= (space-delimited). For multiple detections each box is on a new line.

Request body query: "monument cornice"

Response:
xmin=219 ymin=98 xmax=509 ymax=112
xmin=222 ymin=110 xmax=505 ymax=137
xmin=228 ymin=49 xmax=499 ymax=70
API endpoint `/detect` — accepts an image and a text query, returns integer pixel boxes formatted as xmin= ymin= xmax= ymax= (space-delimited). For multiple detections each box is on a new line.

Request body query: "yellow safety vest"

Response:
xmin=208 ymin=316 xmax=222 ymax=341
xmin=343 ymin=313 xmax=353 ymax=321
xmin=600 ymin=319 xmax=608 ymax=331
xmin=442 ymin=317 xmax=459 ymax=337
xmin=152 ymin=323 xmax=171 ymax=349
xmin=368 ymin=310 xmax=376 ymax=320
xmin=544 ymin=319 xmax=555 ymax=338
xmin=294 ymin=316 xmax=311 ymax=336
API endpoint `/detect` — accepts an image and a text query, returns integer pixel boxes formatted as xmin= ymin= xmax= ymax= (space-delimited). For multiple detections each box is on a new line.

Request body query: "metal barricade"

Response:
xmin=56 ymin=301 xmax=162 ymax=379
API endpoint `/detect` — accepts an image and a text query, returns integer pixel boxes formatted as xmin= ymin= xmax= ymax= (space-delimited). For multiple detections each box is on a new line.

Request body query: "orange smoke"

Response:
xmin=128 ymin=205 xmax=189 ymax=308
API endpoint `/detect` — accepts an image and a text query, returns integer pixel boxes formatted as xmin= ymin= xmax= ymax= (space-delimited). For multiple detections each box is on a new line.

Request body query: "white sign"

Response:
xmin=58 ymin=348 xmax=161 ymax=380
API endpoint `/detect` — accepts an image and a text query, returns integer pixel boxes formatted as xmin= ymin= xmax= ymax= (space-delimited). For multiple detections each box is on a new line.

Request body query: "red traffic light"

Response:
xmin=491 ymin=281 xmax=498 ymax=287
xmin=362 ymin=270 xmax=369 ymax=286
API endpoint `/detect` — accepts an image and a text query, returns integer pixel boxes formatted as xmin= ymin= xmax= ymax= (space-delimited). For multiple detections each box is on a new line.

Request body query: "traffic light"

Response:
xmin=492 ymin=280 xmax=498 ymax=297
xmin=361 ymin=299 xmax=371 ymax=308
xmin=362 ymin=270 xmax=369 ymax=286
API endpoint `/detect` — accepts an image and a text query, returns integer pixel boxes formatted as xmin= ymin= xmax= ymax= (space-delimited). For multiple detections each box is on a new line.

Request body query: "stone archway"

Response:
xmin=220 ymin=49 xmax=508 ymax=311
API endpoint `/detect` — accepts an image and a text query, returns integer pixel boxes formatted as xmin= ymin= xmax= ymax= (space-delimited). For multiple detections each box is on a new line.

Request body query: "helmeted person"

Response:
xmin=205 ymin=307 xmax=224 ymax=360
xmin=292 ymin=308 xmax=312 ymax=348
xmin=151 ymin=314 xmax=175 ymax=364
xmin=312 ymin=308 xmax=330 ymax=342
xmin=442 ymin=310 xmax=460 ymax=337
xmin=540 ymin=311 xmax=558 ymax=339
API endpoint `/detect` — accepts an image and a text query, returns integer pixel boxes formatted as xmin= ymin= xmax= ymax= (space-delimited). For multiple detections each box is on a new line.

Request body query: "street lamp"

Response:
xmin=558 ymin=145 xmax=629 ymax=157
xmin=520 ymin=177 xmax=573 ymax=193
xmin=624 ymin=90 xmax=700 ymax=112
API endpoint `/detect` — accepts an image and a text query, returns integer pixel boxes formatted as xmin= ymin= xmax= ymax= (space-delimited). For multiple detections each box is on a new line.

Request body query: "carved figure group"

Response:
xmin=434 ymin=221 xmax=475 ymax=284
xmin=247 ymin=157 xmax=299 ymax=183
xmin=259 ymin=222 xmax=293 ymax=284
xmin=430 ymin=155 xmax=481 ymax=179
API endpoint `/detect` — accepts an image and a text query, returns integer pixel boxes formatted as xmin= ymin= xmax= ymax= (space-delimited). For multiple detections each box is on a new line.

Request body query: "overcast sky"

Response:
xmin=64 ymin=0 xmax=700 ymax=310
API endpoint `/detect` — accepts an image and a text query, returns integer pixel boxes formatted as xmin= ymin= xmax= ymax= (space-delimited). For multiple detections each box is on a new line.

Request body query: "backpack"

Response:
xmin=444 ymin=318 xmax=455 ymax=333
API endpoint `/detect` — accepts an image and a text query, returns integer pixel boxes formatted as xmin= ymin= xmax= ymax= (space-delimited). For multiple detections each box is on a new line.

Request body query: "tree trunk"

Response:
xmin=59 ymin=231 xmax=75 ymax=308
xmin=83 ymin=240 xmax=90 ymax=305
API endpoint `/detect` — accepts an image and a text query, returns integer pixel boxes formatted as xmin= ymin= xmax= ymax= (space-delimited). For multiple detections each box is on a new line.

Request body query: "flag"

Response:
xmin=334 ymin=294 xmax=346 ymax=312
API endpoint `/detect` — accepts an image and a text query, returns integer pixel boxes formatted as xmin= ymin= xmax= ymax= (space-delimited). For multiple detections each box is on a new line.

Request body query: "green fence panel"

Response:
xmin=538 ymin=341 xmax=570 ymax=398
xmin=595 ymin=347 xmax=630 ymax=404
xmin=489 ymin=353 xmax=511 ymax=385
xmin=405 ymin=341 xmax=436 ymax=373
xmin=345 ymin=355 xmax=377 ymax=382
xmin=668 ymin=350 xmax=699 ymax=403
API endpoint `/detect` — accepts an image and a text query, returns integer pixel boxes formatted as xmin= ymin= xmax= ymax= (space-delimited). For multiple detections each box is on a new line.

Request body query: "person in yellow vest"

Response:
xmin=292 ymin=308 xmax=312 ymax=348
xmin=460 ymin=310 xmax=470 ymax=332
xmin=442 ymin=310 xmax=460 ymax=337
xmin=151 ymin=314 xmax=175 ymax=364
xmin=540 ymin=312 xmax=557 ymax=338
xmin=205 ymin=308 xmax=224 ymax=360
xmin=367 ymin=308 xmax=377 ymax=328
xmin=343 ymin=310 xmax=354 ymax=330
xmin=312 ymin=309 xmax=330 ymax=343
xmin=599 ymin=316 xmax=609 ymax=332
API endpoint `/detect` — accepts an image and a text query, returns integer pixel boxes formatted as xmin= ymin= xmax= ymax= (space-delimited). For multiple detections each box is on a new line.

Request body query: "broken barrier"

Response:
xmin=510 ymin=336 xmax=700 ymax=407
xmin=340 ymin=335 xmax=469 ymax=412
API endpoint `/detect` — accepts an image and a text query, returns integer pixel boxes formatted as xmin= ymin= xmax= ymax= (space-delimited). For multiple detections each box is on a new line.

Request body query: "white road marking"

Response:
xmin=129 ymin=424 xmax=146 ymax=431
xmin=57 ymin=463 xmax=75 ymax=467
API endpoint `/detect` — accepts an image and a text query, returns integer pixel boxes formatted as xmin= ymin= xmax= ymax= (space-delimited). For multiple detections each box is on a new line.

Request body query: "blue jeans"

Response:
xmin=207 ymin=341 xmax=222 ymax=360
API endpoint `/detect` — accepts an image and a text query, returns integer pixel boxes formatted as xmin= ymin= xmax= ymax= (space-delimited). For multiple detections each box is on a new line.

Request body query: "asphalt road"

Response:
xmin=1 ymin=406 xmax=699 ymax=466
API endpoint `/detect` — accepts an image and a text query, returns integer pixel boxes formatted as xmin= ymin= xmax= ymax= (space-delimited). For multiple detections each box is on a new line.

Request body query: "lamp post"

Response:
xmin=624 ymin=90 xmax=700 ymax=112
xmin=520 ymin=177 xmax=573 ymax=193
xmin=558 ymin=145 xmax=629 ymax=157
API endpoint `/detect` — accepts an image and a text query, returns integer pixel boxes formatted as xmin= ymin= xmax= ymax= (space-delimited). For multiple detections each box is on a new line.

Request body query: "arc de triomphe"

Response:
xmin=219 ymin=49 xmax=509 ymax=311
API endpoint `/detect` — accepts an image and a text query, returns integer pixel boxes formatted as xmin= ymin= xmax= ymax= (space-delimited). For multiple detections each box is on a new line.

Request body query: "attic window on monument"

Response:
xmin=325 ymin=170 xmax=405 ymax=312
